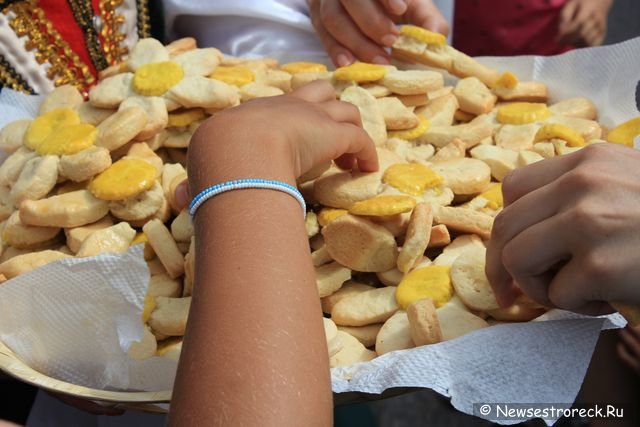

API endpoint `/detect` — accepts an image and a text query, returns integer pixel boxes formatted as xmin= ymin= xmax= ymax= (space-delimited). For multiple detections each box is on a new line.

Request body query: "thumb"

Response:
xmin=174 ymin=180 xmax=190 ymax=211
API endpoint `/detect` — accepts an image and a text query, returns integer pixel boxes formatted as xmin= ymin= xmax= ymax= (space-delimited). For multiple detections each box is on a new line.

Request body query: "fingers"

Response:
xmin=500 ymin=214 xmax=572 ymax=307
xmin=580 ymin=19 xmax=604 ymax=46
xmin=310 ymin=3 xmax=355 ymax=67
xmin=334 ymin=124 xmax=379 ymax=172
xmin=289 ymin=80 xmax=337 ymax=103
xmin=341 ymin=0 xmax=399 ymax=48
xmin=334 ymin=153 xmax=356 ymax=170
xmin=557 ymin=25 xmax=580 ymax=46
xmin=501 ymin=150 xmax=581 ymax=206
xmin=403 ymin=0 xmax=450 ymax=35
xmin=290 ymin=84 xmax=364 ymax=128
xmin=289 ymin=83 xmax=377 ymax=172
xmin=558 ymin=0 xmax=580 ymax=38
xmin=559 ymin=18 xmax=600 ymax=47
xmin=319 ymin=0 xmax=390 ymax=64
xmin=488 ymin=276 xmax=519 ymax=308
xmin=558 ymin=0 xmax=607 ymax=47
xmin=308 ymin=0 xmax=355 ymax=67
xmin=547 ymin=257 xmax=601 ymax=310
xmin=310 ymin=0 xmax=451 ymax=66
xmin=290 ymin=81 xmax=365 ymax=128
xmin=586 ymin=25 xmax=606 ymax=46
xmin=486 ymin=180 xmax=564 ymax=305
xmin=379 ymin=0 xmax=408 ymax=15
xmin=318 ymin=100 xmax=363 ymax=127
xmin=499 ymin=208 xmax=616 ymax=315
xmin=174 ymin=180 xmax=190 ymax=211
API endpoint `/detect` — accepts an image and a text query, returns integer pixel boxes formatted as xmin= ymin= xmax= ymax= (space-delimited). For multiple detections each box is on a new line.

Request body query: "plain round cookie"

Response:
xmin=322 ymin=214 xmax=398 ymax=272
xmin=450 ymin=245 xmax=500 ymax=311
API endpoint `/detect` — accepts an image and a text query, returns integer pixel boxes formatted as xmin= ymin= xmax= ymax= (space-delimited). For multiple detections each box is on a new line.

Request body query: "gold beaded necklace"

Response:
xmin=100 ymin=0 xmax=130 ymax=64
xmin=67 ymin=0 xmax=109 ymax=72
xmin=0 ymin=54 xmax=34 ymax=94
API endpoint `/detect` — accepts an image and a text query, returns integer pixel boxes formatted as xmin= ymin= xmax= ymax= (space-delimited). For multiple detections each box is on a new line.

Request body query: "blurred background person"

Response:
xmin=304 ymin=0 xmax=615 ymax=63
xmin=306 ymin=0 xmax=451 ymax=65
xmin=453 ymin=0 xmax=614 ymax=56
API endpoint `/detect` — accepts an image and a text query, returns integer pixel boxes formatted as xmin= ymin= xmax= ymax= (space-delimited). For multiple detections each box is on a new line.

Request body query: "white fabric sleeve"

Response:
xmin=162 ymin=0 xmax=456 ymax=61
xmin=162 ymin=0 xmax=327 ymax=62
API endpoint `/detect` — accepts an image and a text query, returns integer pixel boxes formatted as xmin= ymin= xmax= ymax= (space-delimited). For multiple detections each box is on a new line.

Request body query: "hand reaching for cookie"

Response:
xmin=174 ymin=80 xmax=378 ymax=210
xmin=558 ymin=0 xmax=613 ymax=47
xmin=308 ymin=0 xmax=449 ymax=67
xmin=486 ymin=143 xmax=640 ymax=314
xmin=186 ymin=80 xmax=378 ymax=198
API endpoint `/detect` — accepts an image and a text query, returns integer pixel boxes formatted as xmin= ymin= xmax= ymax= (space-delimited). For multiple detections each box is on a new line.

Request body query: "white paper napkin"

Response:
xmin=0 ymin=246 xmax=177 ymax=391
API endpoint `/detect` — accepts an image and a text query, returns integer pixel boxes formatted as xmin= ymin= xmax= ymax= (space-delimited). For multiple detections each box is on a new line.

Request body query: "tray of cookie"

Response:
xmin=0 ymin=30 xmax=639 ymax=416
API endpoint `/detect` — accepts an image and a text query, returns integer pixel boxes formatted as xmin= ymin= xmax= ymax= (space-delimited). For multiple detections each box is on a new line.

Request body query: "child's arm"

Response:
xmin=168 ymin=81 xmax=377 ymax=426
xmin=308 ymin=0 xmax=449 ymax=66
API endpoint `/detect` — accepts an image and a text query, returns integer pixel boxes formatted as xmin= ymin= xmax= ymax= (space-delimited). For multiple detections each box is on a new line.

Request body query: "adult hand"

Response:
xmin=308 ymin=0 xmax=449 ymax=66
xmin=558 ymin=0 xmax=613 ymax=47
xmin=486 ymin=143 xmax=640 ymax=314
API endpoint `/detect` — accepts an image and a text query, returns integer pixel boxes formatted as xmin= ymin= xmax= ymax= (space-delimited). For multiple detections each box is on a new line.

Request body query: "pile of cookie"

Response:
xmin=0 ymin=28 xmax=636 ymax=368
xmin=304 ymin=26 xmax=637 ymax=367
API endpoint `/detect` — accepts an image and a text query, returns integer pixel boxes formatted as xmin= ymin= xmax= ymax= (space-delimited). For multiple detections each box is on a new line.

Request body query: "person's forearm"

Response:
xmin=167 ymin=85 xmax=372 ymax=425
xmin=169 ymin=173 xmax=332 ymax=425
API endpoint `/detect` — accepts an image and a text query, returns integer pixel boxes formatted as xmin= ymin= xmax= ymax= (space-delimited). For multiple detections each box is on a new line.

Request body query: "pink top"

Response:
xmin=453 ymin=0 xmax=575 ymax=56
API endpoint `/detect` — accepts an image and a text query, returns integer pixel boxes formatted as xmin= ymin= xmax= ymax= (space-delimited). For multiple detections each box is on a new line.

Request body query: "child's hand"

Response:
xmin=558 ymin=0 xmax=613 ymax=47
xmin=486 ymin=143 xmax=640 ymax=314
xmin=308 ymin=0 xmax=449 ymax=66
xmin=187 ymin=80 xmax=378 ymax=197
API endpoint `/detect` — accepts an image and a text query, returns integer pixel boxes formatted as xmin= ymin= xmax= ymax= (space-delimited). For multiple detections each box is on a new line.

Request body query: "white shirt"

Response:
xmin=163 ymin=0 xmax=455 ymax=61
xmin=164 ymin=0 xmax=325 ymax=61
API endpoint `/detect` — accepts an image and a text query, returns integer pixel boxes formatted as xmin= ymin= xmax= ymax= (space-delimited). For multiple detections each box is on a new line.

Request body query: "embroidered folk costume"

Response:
xmin=0 ymin=0 xmax=150 ymax=96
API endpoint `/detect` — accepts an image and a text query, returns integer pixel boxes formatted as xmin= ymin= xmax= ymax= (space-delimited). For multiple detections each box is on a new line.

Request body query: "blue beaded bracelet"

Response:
xmin=188 ymin=178 xmax=306 ymax=219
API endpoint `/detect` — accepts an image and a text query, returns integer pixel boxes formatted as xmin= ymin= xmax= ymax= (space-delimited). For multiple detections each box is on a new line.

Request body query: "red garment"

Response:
xmin=38 ymin=0 xmax=103 ymax=79
xmin=453 ymin=0 xmax=576 ymax=56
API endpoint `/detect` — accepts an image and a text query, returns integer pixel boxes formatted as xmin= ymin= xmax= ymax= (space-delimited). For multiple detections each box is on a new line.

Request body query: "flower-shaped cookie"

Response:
xmin=88 ymin=38 xmax=238 ymax=112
